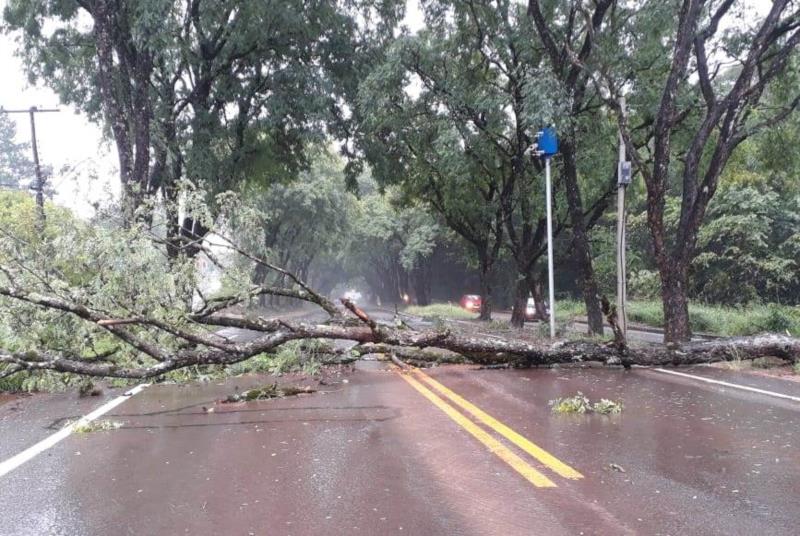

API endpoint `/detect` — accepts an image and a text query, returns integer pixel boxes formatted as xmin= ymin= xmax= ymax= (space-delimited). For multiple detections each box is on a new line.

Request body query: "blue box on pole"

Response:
xmin=538 ymin=127 xmax=558 ymax=157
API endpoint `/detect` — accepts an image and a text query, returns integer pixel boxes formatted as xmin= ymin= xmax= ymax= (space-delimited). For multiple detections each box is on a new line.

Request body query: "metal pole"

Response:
xmin=545 ymin=156 xmax=556 ymax=338
xmin=616 ymin=97 xmax=628 ymax=337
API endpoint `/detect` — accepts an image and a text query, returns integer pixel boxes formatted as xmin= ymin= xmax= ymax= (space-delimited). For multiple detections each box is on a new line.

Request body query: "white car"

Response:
xmin=525 ymin=297 xmax=548 ymax=320
xmin=342 ymin=290 xmax=363 ymax=304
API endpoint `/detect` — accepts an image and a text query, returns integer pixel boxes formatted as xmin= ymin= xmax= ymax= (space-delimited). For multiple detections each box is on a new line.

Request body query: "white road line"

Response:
xmin=0 ymin=383 xmax=149 ymax=479
xmin=652 ymin=368 xmax=800 ymax=403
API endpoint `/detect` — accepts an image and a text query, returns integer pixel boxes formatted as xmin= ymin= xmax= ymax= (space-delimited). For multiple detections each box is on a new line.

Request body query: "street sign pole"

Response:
xmin=616 ymin=97 xmax=630 ymax=338
xmin=545 ymin=155 xmax=556 ymax=338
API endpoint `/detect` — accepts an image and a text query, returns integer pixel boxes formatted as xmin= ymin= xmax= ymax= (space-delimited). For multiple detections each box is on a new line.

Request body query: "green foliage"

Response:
xmin=232 ymin=150 xmax=356 ymax=301
xmin=0 ymin=371 xmax=25 ymax=392
xmin=73 ymin=420 xmax=123 ymax=434
xmin=550 ymin=392 xmax=623 ymax=415
xmin=558 ymin=299 xmax=800 ymax=337
xmin=344 ymin=179 xmax=446 ymax=303
xmin=0 ymin=189 xmax=241 ymax=385
xmin=592 ymin=399 xmax=624 ymax=415
xmin=0 ymin=113 xmax=32 ymax=189
xmin=225 ymin=340 xmax=334 ymax=377
xmin=3 ymin=0 xmax=404 ymax=203
xmin=692 ymin=183 xmax=800 ymax=305
xmin=550 ymin=393 xmax=591 ymax=414
xmin=357 ymin=1 xmax=562 ymax=289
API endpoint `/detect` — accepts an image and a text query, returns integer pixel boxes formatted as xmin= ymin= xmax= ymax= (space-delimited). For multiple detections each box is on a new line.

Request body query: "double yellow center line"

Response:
xmin=398 ymin=367 xmax=582 ymax=488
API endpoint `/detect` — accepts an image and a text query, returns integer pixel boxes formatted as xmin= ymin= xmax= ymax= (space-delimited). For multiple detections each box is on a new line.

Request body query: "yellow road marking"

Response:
xmin=398 ymin=371 xmax=557 ymax=488
xmin=411 ymin=368 xmax=583 ymax=480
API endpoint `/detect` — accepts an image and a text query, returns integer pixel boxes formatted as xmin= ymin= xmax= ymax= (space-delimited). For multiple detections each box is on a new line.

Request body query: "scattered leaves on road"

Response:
xmin=73 ymin=420 xmax=124 ymax=433
xmin=221 ymin=383 xmax=316 ymax=403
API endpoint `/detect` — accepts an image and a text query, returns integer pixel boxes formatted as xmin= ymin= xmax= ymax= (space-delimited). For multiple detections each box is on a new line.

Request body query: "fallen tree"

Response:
xmin=2 ymin=287 xmax=799 ymax=380
xmin=1 ymin=216 xmax=798 ymax=382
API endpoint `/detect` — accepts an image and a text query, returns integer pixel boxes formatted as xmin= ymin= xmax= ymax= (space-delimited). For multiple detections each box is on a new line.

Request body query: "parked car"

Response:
xmin=459 ymin=294 xmax=482 ymax=313
xmin=524 ymin=297 xmax=549 ymax=321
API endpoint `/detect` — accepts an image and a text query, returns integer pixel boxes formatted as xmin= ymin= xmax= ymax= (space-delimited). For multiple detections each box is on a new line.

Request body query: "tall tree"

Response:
xmin=234 ymin=150 xmax=354 ymax=307
xmin=3 ymin=0 xmax=402 ymax=229
xmin=358 ymin=1 xmax=566 ymax=322
xmin=600 ymin=0 xmax=800 ymax=341
xmin=527 ymin=0 xmax=619 ymax=335
xmin=345 ymin=183 xmax=443 ymax=306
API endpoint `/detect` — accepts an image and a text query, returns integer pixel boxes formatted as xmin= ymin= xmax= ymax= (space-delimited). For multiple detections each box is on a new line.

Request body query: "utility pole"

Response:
xmin=0 ymin=106 xmax=60 ymax=231
xmin=616 ymin=97 xmax=631 ymax=338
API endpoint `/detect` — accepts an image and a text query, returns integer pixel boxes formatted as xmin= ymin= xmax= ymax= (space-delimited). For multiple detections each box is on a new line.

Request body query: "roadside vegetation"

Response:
xmin=405 ymin=304 xmax=477 ymax=321
xmin=557 ymin=300 xmax=800 ymax=337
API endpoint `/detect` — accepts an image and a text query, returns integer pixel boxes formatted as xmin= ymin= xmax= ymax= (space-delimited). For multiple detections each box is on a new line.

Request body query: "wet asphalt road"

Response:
xmin=1 ymin=314 xmax=800 ymax=534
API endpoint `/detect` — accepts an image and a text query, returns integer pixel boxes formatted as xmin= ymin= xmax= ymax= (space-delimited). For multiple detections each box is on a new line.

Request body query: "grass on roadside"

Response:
xmin=405 ymin=303 xmax=477 ymax=320
xmin=556 ymin=299 xmax=800 ymax=337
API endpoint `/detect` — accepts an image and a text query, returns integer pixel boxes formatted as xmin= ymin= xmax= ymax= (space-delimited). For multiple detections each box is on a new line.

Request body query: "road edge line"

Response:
xmin=652 ymin=368 xmax=800 ymax=403
xmin=0 ymin=383 xmax=149 ymax=479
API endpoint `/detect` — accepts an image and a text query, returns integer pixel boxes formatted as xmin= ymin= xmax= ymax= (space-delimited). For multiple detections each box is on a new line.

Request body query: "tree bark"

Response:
xmin=3 ymin=281 xmax=799 ymax=381
xmin=527 ymin=276 xmax=547 ymax=321
xmin=510 ymin=278 xmax=528 ymax=328
xmin=560 ymin=137 xmax=604 ymax=335
xmin=413 ymin=264 xmax=431 ymax=306
xmin=478 ymin=254 xmax=493 ymax=321
xmin=661 ymin=266 xmax=692 ymax=343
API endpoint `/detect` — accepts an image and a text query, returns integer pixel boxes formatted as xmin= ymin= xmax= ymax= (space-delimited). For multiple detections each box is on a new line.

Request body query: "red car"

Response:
xmin=459 ymin=294 xmax=482 ymax=313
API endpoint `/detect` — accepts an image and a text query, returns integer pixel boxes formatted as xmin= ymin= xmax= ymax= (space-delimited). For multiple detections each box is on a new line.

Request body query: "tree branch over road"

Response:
xmin=2 ymin=280 xmax=798 ymax=379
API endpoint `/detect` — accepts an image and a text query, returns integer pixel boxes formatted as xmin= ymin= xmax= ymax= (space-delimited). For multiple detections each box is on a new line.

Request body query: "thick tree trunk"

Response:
xmin=662 ymin=266 xmax=692 ymax=343
xmin=413 ymin=265 xmax=431 ymax=306
xmin=478 ymin=258 xmax=493 ymax=321
xmin=510 ymin=278 xmax=528 ymax=328
xmin=561 ymin=138 xmax=604 ymax=335
xmin=527 ymin=275 xmax=547 ymax=321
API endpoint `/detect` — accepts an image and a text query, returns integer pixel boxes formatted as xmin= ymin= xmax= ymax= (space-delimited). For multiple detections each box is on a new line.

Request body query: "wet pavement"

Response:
xmin=1 ymin=359 xmax=799 ymax=535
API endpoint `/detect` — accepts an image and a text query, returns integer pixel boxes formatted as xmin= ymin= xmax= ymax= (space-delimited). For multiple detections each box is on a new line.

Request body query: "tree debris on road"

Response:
xmin=221 ymin=384 xmax=316 ymax=403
